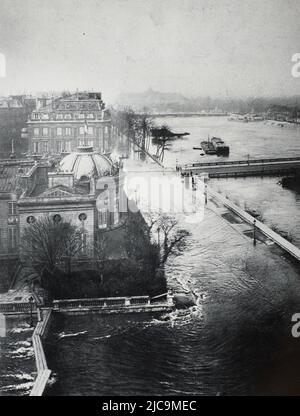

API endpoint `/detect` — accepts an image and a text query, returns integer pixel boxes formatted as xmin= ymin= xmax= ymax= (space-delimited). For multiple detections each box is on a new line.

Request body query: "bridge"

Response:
xmin=181 ymin=156 xmax=300 ymax=177
xmin=149 ymin=112 xmax=228 ymax=118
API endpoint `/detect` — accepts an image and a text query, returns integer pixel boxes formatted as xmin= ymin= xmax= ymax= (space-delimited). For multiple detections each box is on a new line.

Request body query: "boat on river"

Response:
xmin=211 ymin=137 xmax=230 ymax=156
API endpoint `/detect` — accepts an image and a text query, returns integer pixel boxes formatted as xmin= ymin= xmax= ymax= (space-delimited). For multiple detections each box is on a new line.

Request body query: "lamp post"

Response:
xmin=205 ymin=184 xmax=208 ymax=205
xmin=29 ymin=296 xmax=34 ymax=328
xmin=253 ymin=219 xmax=257 ymax=246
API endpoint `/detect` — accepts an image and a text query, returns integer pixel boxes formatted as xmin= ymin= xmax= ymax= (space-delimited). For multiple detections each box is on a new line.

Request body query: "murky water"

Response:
xmin=45 ymin=208 xmax=300 ymax=396
xmin=2 ymin=116 xmax=300 ymax=395
xmin=153 ymin=116 xmax=300 ymax=247
xmin=0 ymin=320 xmax=35 ymax=396
xmin=151 ymin=116 xmax=300 ymax=165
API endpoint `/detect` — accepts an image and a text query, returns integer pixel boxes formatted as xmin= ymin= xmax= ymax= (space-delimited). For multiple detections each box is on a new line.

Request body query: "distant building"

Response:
xmin=0 ymin=159 xmax=48 ymax=259
xmin=0 ymin=97 xmax=33 ymax=158
xmin=27 ymin=92 xmax=112 ymax=156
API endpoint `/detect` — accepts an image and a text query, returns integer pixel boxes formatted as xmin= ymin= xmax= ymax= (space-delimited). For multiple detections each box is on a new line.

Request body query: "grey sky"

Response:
xmin=0 ymin=0 xmax=299 ymax=101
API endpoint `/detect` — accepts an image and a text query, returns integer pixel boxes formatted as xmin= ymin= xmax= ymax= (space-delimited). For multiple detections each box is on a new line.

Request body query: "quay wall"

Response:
xmin=207 ymin=185 xmax=300 ymax=262
xmin=30 ymin=308 xmax=52 ymax=397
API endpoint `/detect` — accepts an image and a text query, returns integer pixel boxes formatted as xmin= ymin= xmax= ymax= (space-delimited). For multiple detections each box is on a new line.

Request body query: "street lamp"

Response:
xmin=253 ymin=219 xmax=257 ymax=246
xmin=29 ymin=296 xmax=34 ymax=328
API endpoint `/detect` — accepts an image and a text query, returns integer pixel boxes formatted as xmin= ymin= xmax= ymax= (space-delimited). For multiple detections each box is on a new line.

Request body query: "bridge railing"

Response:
xmin=0 ymin=302 xmax=37 ymax=313
xmin=53 ymin=295 xmax=152 ymax=310
xmin=184 ymin=156 xmax=300 ymax=168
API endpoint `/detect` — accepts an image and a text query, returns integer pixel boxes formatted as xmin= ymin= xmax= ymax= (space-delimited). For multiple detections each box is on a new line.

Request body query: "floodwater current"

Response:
xmin=1 ymin=116 xmax=300 ymax=395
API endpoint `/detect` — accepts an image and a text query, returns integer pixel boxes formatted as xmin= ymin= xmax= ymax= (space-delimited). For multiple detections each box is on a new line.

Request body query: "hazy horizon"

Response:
xmin=0 ymin=0 xmax=300 ymax=103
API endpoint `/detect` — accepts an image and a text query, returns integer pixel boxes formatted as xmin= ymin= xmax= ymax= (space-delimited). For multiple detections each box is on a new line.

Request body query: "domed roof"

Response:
xmin=59 ymin=146 xmax=112 ymax=180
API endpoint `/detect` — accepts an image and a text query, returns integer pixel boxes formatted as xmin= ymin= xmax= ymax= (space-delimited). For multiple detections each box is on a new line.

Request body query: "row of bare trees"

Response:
xmin=20 ymin=211 xmax=190 ymax=298
xmin=112 ymin=108 xmax=175 ymax=162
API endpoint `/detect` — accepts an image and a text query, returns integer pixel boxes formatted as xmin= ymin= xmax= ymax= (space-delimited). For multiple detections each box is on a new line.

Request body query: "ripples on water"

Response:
xmin=3 ymin=117 xmax=300 ymax=395
xmin=45 ymin=118 xmax=300 ymax=395
xmin=0 ymin=321 xmax=35 ymax=396
xmin=45 ymin=209 xmax=300 ymax=396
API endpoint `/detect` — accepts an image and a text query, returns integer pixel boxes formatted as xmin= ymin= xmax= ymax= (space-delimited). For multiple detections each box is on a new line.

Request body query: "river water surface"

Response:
xmin=2 ymin=116 xmax=300 ymax=395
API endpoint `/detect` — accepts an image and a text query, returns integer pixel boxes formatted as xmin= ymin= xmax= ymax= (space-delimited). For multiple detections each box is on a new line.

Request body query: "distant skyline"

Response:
xmin=0 ymin=0 xmax=300 ymax=103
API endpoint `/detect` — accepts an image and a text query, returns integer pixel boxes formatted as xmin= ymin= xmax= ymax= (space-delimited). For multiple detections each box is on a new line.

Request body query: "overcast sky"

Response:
xmin=0 ymin=0 xmax=299 ymax=101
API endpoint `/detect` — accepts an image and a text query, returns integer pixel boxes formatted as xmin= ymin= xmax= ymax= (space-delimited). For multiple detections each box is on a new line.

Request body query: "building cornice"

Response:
xmin=27 ymin=119 xmax=111 ymax=125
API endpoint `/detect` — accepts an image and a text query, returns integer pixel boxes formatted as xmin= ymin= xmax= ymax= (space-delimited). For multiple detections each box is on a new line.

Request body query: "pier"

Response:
xmin=205 ymin=183 xmax=300 ymax=262
xmin=182 ymin=156 xmax=300 ymax=177
xmin=30 ymin=308 xmax=52 ymax=396
xmin=53 ymin=295 xmax=174 ymax=315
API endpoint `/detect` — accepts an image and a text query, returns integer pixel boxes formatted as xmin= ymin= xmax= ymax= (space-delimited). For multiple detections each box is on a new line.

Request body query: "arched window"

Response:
xmin=53 ymin=214 xmax=62 ymax=223
xmin=26 ymin=215 xmax=36 ymax=224
xmin=78 ymin=213 xmax=87 ymax=222
xmin=80 ymin=231 xmax=87 ymax=255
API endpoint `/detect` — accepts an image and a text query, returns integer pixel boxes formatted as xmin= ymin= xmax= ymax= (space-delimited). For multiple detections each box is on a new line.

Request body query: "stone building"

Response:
xmin=27 ymin=92 xmax=112 ymax=156
xmin=18 ymin=146 xmax=122 ymax=259
xmin=0 ymin=158 xmax=48 ymax=291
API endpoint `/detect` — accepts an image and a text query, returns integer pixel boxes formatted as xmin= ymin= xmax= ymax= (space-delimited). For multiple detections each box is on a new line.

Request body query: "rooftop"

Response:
xmin=0 ymin=162 xmax=34 ymax=193
xmin=59 ymin=146 xmax=113 ymax=180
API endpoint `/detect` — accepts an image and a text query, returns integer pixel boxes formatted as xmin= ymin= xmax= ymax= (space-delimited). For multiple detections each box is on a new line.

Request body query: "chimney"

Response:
xmin=89 ymin=177 xmax=96 ymax=195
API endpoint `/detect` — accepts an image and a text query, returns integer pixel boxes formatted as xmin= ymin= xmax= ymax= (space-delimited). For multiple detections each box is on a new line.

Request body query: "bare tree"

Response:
xmin=144 ymin=212 xmax=190 ymax=265
xmin=94 ymin=231 xmax=108 ymax=281
xmin=21 ymin=216 xmax=84 ymax=277
xmin=157 ymin=214 xmax=190 ymax=264
xmin=134 ymin=113 xmax=154 ymax=159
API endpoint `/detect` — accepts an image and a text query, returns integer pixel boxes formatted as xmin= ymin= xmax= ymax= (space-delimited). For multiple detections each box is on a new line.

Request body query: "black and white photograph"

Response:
xmin=0 ymin=0 xmax=300 ymax=401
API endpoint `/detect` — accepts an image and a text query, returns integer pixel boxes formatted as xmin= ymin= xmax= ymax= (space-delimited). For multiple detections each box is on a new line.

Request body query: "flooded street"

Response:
xmin=2 ymin=116 xmax=300 ymax=396
xmin=45 ymin=205 xmax=300 ymax=395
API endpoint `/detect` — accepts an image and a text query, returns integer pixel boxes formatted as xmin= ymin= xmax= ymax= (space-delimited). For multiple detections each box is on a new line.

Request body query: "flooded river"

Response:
xmin=2 ymin=116 xmax=300 ymax=395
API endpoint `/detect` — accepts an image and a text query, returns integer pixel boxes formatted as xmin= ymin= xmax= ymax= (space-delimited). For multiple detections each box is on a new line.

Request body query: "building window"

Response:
xmin=78 ymin=113 xmax=85 ymax=119
xmin=98 ymin=210 xmax=108 ymax=229
xmin=8 ymin=227 xmax=18 ymax=250
xmin=65 ymin=141 xmax=71 ymax=152
xmin=87 ymin=139 xmax=93 ymax=147
xmin=53 ymin=214 xmax=62 ymax=223
xmin=87 ymin=113 xmax=94 ymax=119
xmin=88 ymin=126 xmax=94 ymax=135
xmin=41 ymin=113 xmax=49 ymax=120
xmin=26 ymin=216 xmax=36 ymax=224
xmin=33 ymin=127 xmax=39 ymax=136
xmin=41 ymin=141 xmax=48 ymax=153
xmin=8 ymin=202 xmax=17 ymax=215
xmin=57 ymin=127 xmax=62 ymax=136
xmin=65 ymin=127 xmax=71 ymax=136
xmin=80 ymin=232 xmax=87 ymax=255
xmin=79 ymin=213 xmax=87 ymax=222
xmin=42 ymin=127 xmax=49 ymax=136
xmin=32 ymin=113 xmax=39 ymax=120
xmin=33 ymin=141 xmax=39 ymax=153
xmin=56 ymin=140 xmax=62 ymax=153
xmin=56 ymin=113 xmax=63 ymax=120
xmin=65 ymin=114 xmax=72 ymax=120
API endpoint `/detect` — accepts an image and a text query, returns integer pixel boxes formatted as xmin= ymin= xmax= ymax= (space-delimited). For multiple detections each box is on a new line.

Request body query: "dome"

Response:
xmin=59 ymin=146 xmax=112 ymax=180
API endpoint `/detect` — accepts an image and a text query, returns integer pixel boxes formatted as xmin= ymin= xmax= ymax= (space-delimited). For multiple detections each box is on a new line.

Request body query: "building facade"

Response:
xmin=27 ymin=92 xmax=112 ymax=156
xmin=18 ymin=146 xmax=122 ymax=260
